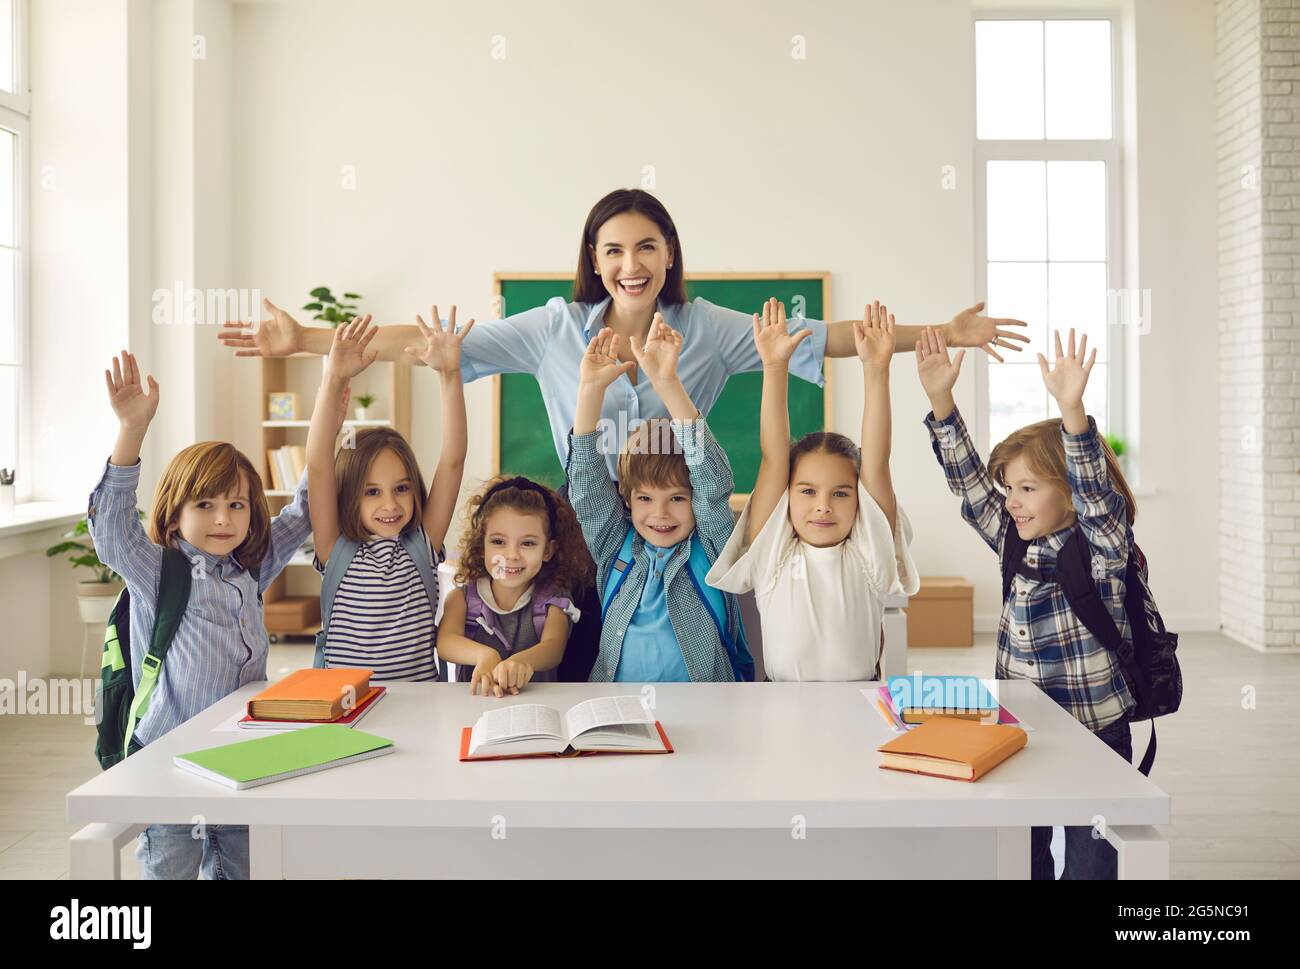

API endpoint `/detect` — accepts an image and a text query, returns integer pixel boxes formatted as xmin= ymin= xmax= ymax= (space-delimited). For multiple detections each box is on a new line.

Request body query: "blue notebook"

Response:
xmin=886 ymin=675 xmax=999 ymax=724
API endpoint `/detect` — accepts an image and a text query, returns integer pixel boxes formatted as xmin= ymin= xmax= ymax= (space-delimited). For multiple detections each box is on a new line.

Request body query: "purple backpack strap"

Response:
xmin=530 ymin=583 xmax=573 ymax=640
xmin=462 ymin=580 xmax=487 ymax=638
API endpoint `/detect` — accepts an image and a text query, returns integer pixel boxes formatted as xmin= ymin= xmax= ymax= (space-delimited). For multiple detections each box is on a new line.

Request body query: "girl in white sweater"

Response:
xmin=708 ymin=299 xmax=919 ymax=681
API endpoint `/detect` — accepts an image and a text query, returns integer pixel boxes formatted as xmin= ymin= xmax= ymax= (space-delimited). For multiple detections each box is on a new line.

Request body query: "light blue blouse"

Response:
xmin=458 ymin=296 xmax=828 ymax=481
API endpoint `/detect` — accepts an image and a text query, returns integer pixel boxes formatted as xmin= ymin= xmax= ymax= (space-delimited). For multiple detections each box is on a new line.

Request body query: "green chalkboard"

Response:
xmin=494 ymin=275 xmax=829 ymax=493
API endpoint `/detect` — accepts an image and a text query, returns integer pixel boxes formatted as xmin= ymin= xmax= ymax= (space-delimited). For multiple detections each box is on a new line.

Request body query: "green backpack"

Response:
xmin=96 ymin=549 xmax=193 ymax=769
xmin=96 ymin=548 xmax=266 ymax=768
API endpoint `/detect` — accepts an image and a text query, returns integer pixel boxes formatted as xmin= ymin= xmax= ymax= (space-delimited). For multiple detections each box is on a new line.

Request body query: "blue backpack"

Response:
xmin=313 ymin=528 xmax=444 ymax=679
xmin=599 ymin=527 xmax=754 ymax=682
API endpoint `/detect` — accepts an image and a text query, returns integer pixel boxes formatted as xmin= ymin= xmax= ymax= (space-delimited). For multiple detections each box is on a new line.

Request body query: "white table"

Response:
xmin=67 ymin=682 xmax=1170 ymax=879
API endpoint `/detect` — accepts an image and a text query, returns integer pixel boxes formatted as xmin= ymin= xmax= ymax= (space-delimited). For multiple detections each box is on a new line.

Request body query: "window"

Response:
xmin=974 ymin=16 xmax=1121 ymax=451
xmin=0 ymin=0 xmax=26 ymax=493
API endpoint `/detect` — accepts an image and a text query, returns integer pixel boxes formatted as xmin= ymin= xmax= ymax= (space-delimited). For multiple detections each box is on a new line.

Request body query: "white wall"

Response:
xmin=21 ymin=0 xmax=135 ymax=678
xmin=1128 ymin=0 xmax=1220 ymax=633
xmin=29 ymin=0 xmax=131 ymax=499
xmin=226 ymin=0 xmax=1220 ymax=631
xmin=19 ymin=0 xmax=240 ymax=675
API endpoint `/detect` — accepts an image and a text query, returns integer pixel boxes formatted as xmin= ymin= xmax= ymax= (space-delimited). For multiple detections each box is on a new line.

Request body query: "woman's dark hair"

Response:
xmin=573 ymin=189 xmax=687 ymax=305
xmin=788 ymin=431 xmax=862 ymax=481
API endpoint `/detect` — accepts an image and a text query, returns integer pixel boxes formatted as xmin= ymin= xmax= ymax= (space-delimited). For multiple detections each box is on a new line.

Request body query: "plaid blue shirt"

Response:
xmin=566 ymin=417 xmax=743 ymax=682
xmin=925 ymin=407 xmax=1134 ymax=731
xmin=87 ymin=460 xmax=313 ymax=746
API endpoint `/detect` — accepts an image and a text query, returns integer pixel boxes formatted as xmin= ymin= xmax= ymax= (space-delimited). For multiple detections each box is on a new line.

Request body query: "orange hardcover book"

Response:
xmin=247 ymin=668 xmax=374 ymax=722
xmin=877 ymin=715 xmax=1027 ymax=782
xmin=240 ymin=686 xmax=386 ymax=729
xmin=458 ymin=698 xmax=674 ymax=761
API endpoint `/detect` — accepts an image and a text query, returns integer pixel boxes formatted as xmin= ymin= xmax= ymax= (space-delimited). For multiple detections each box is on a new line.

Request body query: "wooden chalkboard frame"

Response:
xmin=490 ymin=271 xmax=834 ymax=509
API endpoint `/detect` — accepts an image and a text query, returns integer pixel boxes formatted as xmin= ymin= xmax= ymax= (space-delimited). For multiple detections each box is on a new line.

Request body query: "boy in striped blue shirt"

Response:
xmin=89 ymin=351 xmax=312 ymax=879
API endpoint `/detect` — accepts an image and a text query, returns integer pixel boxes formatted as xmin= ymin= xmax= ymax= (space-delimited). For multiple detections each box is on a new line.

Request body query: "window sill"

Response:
xmin=0 ymin=501 xmax=84 ymax=560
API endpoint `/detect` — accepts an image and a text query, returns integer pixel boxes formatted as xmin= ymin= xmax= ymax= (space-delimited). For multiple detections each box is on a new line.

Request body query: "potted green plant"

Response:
xmin=46 ymin=515 xmax=136 ymax=624
xmin=354 ymin=393 xmax=376 ymax=421
xmin=301 ymin=287 xmax=362 ymax=328
xmin=1104 ymin=433 xmax=1129 ymax=475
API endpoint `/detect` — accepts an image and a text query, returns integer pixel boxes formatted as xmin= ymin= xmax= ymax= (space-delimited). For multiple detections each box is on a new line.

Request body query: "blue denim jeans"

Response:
xmin=1031 ymin=714 xmax=1133 ymax=880
xmin=135 ymin=823 xmax=250 ymax=880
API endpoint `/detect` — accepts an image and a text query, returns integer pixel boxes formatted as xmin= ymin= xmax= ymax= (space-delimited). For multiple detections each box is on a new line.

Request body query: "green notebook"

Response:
xmin=174 ymin=725 xmax=394 ymax=790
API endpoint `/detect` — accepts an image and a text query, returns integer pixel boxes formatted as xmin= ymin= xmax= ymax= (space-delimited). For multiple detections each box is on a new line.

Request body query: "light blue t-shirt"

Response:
xmin=457 ymin=295 xmax=828 ymax=481
xmin=613 ymin=540 xmax=690 ymax=682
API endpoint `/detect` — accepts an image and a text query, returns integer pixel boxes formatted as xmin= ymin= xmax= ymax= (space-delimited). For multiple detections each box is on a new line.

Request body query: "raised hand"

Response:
xmin=579 ymin=327 xmax=636 ymax=389
xmin=404 ymin=304 xmax=476 ymax=375
xmin=325 ymin=315 xmax=379 ymax=380
xmin=1038 ymin=327 xmax=1096 ymax=408
xmin=752 ymin=297 xmax=811 ymax=368
xmin=854 ymin=300 xmax=896 ymax=371
xmin=947 ymin=302 xmax=1030 ymax=363
xmin=104 ymin=351 xmax=159 ymax=430
xmin=630 ymin=313 xmax=683 ymax=386
xmin=914 ymin=326 xmax=966 ymax=399
xmin=217 ymin=297 xmax=303 ymax=358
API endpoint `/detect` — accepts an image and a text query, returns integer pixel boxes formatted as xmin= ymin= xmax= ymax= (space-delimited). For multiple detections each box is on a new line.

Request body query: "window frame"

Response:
xmin=0 ymin=0 xmax=28 ymax=498
xmin=971 ymin=9 xmax=1126 ymax=459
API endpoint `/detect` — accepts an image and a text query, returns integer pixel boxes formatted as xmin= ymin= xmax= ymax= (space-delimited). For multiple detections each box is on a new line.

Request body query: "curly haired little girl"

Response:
xmin=437 ymin=476 xmax=593 ymax=695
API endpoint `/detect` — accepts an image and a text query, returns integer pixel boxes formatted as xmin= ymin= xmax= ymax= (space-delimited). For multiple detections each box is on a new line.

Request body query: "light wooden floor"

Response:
xmin=2 ymin=632 xmax=1296 ymax=879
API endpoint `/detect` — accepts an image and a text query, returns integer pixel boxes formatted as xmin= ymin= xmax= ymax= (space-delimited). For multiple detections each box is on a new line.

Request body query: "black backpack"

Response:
xmin=1000 ymin=527 xmax=1182 ymax=776
xmin=96 ymin=550 xmax=260 ymax=769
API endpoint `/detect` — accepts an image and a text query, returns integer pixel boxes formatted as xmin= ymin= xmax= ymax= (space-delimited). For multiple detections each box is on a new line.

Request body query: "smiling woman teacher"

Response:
xmin=219 ymin=189 xmax=1029 ymax=482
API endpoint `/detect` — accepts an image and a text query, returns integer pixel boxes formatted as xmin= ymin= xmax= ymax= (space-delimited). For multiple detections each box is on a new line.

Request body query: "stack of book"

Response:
xmin=877 ymin=716 xmax=1027 ymax=782
xmin=239 ymin=668 xmax=386 ymax=730
xmin=885 ymin=674 xmax=1002 ymax=725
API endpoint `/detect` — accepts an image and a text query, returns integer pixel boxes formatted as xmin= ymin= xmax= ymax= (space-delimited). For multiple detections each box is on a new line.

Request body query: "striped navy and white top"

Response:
xmin=318 ymin=533 xmax=441 ymax=682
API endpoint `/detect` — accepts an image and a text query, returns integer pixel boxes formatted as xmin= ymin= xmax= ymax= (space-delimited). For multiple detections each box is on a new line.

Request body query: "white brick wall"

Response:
xmin=1218 ymin=0 xmax=1300 ymax=649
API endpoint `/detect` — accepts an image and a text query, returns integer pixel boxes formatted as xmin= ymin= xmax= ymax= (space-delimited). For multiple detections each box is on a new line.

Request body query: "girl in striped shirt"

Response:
xmin=306 ymin=312 xmax=471 ymax=682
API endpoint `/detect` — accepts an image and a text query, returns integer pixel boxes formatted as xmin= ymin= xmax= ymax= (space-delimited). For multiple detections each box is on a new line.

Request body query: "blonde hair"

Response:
xmin=148 ymin=442 xmax=270 ymax=569
xmin=616 ymin=418 xmax=691 ymax=506
xmin=988 ymin=419 xmax=1136 ymax=526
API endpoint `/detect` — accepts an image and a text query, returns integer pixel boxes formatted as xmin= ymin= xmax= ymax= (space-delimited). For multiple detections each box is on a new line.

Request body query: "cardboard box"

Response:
xmin=263 ymin=595 xmax=321 ymax=632
xmin=906 ymin=577 xmax=974 ymax=647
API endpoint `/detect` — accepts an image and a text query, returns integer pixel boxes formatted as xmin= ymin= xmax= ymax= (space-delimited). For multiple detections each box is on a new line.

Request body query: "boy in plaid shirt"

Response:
xmin=566 ymin=316 xmax=746 ymax=682
xmin=916 ymin=326 xmax=1140 ymax=880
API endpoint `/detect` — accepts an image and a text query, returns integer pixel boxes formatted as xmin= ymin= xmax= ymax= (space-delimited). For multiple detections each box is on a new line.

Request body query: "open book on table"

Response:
xmin=459 ymin=696 xmax=674 ymax=761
